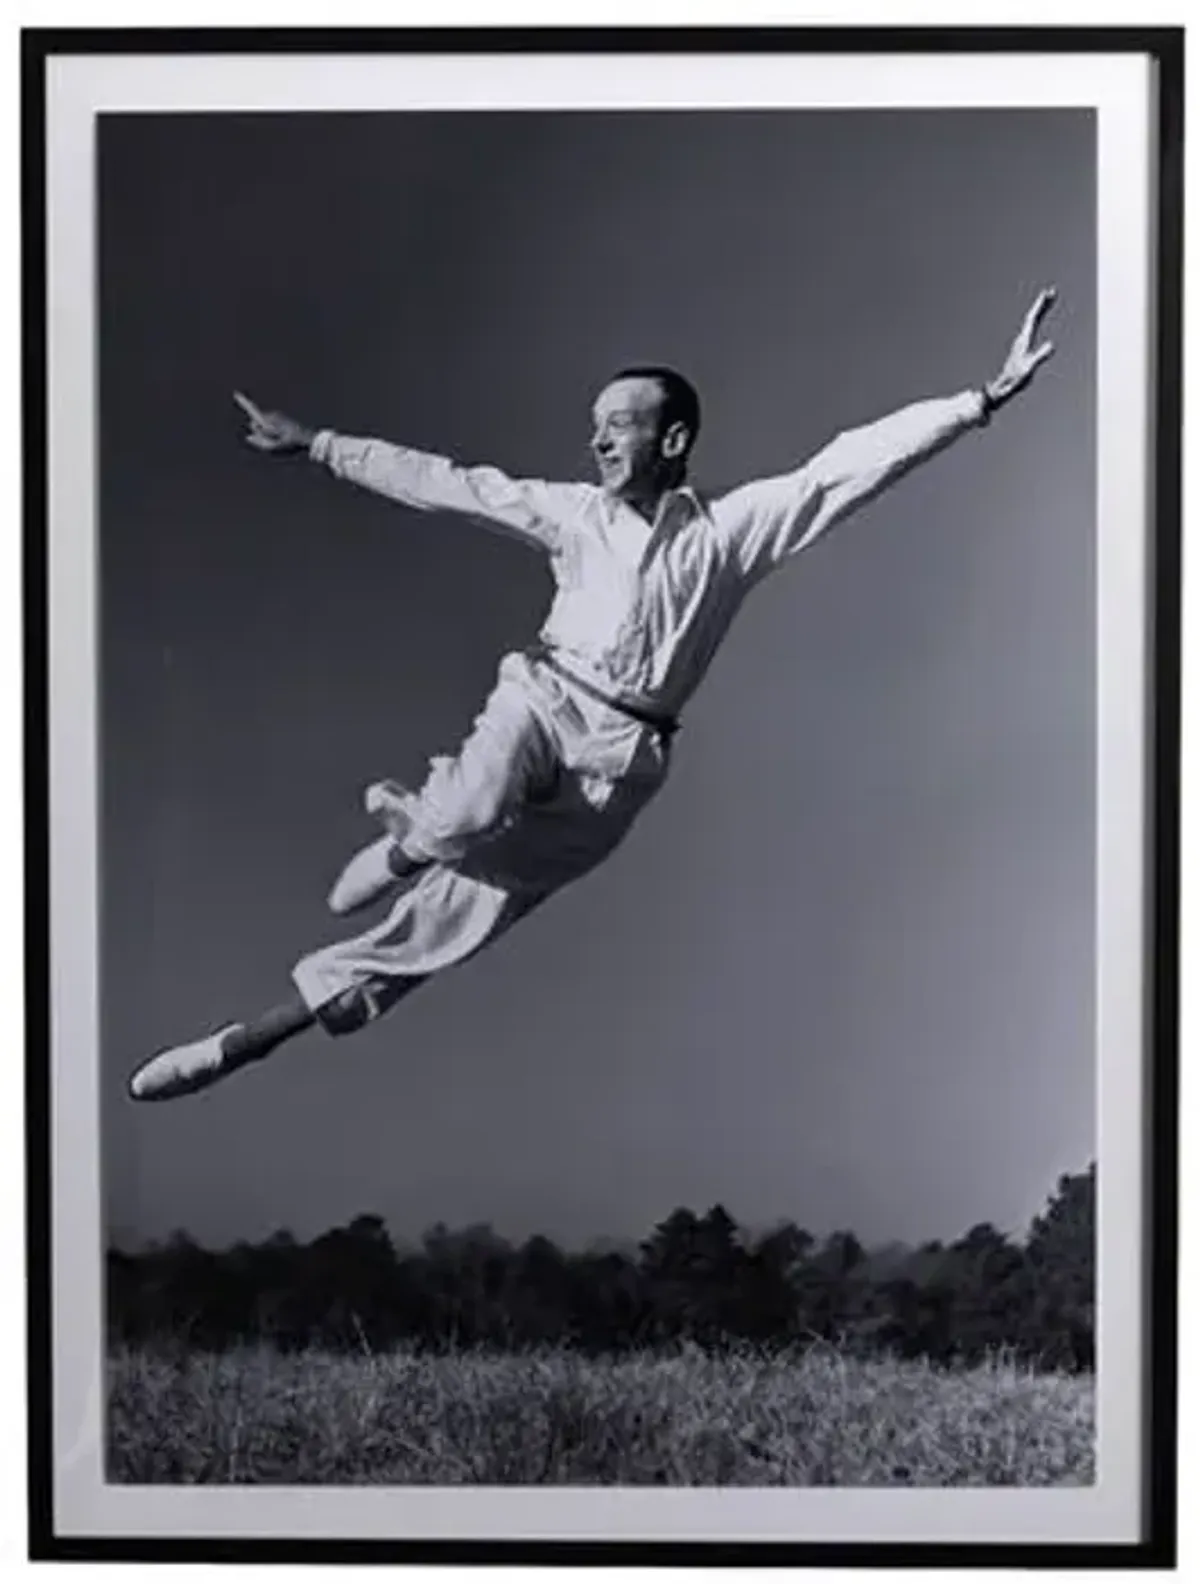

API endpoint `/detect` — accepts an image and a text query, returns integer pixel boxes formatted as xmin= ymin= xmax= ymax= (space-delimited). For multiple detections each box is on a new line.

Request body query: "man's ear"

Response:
xmin=661 ymin=421 xmax=690 ymax=461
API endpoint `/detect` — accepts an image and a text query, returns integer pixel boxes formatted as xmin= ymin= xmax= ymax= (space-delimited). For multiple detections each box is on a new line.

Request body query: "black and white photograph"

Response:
xmin=28 ymin=28 xmax=1180 ymax=1563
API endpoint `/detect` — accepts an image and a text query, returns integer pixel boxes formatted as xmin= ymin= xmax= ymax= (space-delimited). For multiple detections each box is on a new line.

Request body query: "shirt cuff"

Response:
xmin=309 ymin=429 xmax=336 ymax=464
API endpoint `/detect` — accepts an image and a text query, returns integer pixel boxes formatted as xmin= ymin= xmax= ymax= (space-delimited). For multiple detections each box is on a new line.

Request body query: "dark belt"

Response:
xmin=527 ymin=643 xmax=680 ymax=739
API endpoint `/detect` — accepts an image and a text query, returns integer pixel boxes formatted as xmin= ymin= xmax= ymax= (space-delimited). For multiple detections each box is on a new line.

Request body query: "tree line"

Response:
xmin=107 ymin=1162 xmax=1094 ymax=1371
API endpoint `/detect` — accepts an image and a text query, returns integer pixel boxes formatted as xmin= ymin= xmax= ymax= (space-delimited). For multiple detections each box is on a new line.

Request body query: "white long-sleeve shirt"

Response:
xmin=309 ymin=389 xmax=989 ymax=717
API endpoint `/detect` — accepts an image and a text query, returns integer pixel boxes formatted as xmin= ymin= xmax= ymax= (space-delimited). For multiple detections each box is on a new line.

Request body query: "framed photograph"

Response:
xmin=24 ymin=24 xmax=1182 ymax=1567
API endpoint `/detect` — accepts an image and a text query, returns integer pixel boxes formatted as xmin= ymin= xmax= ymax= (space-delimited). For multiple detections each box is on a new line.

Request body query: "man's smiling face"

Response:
xmin=590 ymin=375 xmax=673 ymax=503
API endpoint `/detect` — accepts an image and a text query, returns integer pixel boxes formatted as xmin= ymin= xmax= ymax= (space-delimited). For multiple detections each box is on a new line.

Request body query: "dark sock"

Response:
xmin=223 ymin=995 xmax=316 ymax=1068
xmin=387 ymin=840 xmax=424 ymax=879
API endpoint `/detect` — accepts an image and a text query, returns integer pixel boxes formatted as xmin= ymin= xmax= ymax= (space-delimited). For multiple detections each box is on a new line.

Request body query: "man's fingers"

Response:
xmin=1020 ymin=287 xmax=1058 ymax=348
xmin=244 ymin=431 xmax=276 ymax=451
xmin=233 ymin=390 xmax=264 ymax=423
xmin=1030 ymin=339 xmax=1055 ymax=370
xmin=1027 ymin=286 xmax=1057 ymax=327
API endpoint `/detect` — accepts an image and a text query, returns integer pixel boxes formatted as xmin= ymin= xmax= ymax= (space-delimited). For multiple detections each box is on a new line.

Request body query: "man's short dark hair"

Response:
xmin=612 ymin=365 xmax=702 ymax=451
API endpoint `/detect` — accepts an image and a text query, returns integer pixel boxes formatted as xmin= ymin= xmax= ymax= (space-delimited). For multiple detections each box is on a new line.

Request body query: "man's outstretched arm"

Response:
xmin=232 ymin=393 xmax=569 ymax=555
xmin=725 ymin=288 xmax=1058 ymax=579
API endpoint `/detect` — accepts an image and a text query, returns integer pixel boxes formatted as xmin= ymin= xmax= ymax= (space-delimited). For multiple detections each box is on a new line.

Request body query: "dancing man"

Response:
xmin=129 ymin=288 xmax=1058 ymax=1101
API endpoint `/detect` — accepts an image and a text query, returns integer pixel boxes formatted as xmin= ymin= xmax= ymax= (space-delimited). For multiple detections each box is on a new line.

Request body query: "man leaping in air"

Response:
xmin=129 ymin=288 xmax=1058 ymax=1101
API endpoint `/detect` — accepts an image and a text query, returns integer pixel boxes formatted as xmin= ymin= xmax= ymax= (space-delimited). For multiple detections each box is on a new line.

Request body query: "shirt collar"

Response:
xmin=602 ymin=483 xmax=705 ymax=531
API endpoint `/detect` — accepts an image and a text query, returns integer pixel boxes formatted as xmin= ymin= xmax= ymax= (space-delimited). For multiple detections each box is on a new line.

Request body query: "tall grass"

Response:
xmin=107 ymin=1341 xmax=1094 ymax=1486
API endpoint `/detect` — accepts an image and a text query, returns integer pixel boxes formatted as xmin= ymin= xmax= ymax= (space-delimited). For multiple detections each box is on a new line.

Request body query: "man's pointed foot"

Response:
xmin=128 ymin=1023 xmax=246 ymax=1102
xmin=327 ymin=835 xmax=407 ymax=915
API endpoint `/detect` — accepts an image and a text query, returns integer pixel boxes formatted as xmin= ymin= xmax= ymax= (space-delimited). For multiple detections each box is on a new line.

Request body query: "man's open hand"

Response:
xmin=985 ymin=288 xmax=1057 ymax=410
xmin=234 ymin=391 xmax=316 ymax=454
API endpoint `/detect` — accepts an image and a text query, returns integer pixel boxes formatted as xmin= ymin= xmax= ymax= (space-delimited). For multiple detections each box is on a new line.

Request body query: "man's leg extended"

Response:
xmin=128 ymin=664 xmax=670 ymax=1104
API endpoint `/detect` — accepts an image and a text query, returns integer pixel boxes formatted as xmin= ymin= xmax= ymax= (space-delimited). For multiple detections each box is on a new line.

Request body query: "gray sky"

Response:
xmin=100 ymin=108 xmax=1095 ymax=1252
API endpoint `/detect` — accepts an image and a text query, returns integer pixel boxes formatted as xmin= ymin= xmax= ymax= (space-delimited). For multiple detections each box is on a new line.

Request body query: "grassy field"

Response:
xmin=107 ymin=1342 xmax=1094 ymax=1486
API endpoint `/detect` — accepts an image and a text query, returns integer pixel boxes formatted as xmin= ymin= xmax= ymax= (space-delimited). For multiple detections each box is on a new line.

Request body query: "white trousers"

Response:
xmin=291 ymin=650 xmax=672 ymax=1033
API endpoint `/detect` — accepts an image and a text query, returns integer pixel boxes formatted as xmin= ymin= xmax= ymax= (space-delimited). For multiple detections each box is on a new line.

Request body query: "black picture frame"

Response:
xmin=22 ymin=23 xmax=1183 ymax=1568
